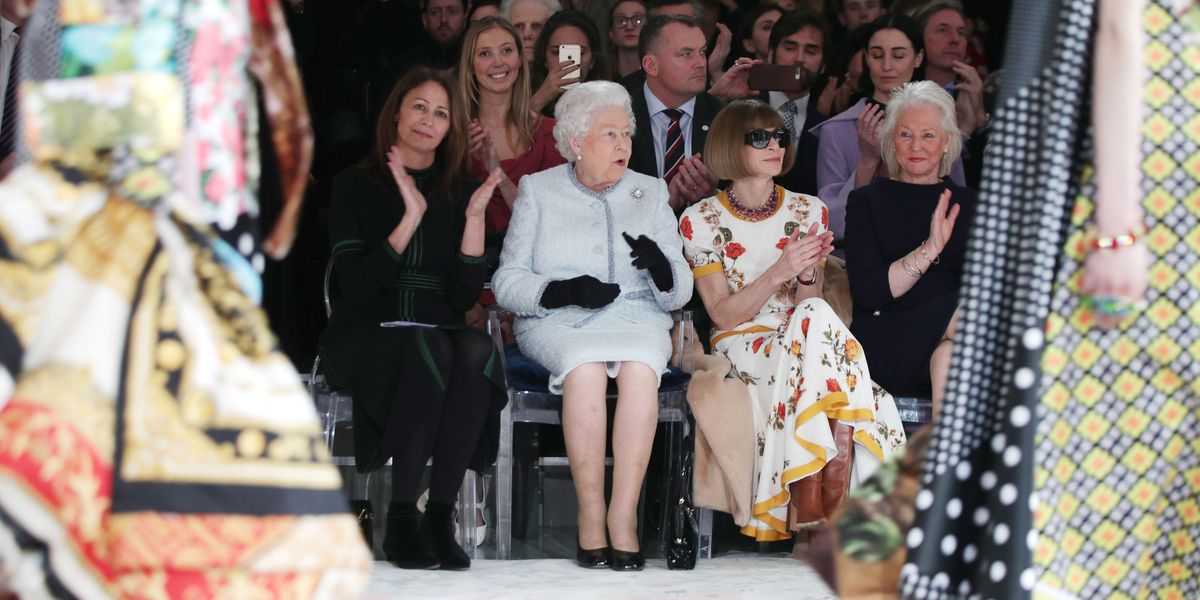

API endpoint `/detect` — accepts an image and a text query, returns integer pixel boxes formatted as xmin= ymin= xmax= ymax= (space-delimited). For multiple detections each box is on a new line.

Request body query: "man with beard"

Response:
xmin=412 ymin=0 xmax=471 ymax=70
xmin=760 ymin=10 xmax=829 ymax=196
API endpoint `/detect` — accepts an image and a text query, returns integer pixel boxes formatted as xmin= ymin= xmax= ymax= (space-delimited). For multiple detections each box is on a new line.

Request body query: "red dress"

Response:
xmin=473 ymin=116 xmax=566 ymax=233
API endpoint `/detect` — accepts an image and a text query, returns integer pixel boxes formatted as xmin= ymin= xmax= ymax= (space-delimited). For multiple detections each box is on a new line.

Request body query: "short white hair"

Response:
xmin=552 ymin=81 xmax=637 ymax=160
xmin=879 ymin=80 xmax=962 ymax=178
xmin=501 ymin=0 xmax=561 ymax=19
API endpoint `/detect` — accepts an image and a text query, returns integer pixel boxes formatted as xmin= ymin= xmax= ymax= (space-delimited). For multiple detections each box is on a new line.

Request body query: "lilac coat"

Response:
xmin=811 ymin=98 xmax=966 ymax=240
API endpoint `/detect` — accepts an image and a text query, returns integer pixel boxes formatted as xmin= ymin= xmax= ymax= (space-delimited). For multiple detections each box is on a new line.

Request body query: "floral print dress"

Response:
xmin=680 ymin=186 xmax=906 ymax=541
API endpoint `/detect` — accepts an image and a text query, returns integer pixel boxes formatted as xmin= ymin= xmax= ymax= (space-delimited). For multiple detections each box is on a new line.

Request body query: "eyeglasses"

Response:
xmin=744 ymin=128 xmax=790 ymax=149
xmin=613 ymin=15 xmax=645 ymax=29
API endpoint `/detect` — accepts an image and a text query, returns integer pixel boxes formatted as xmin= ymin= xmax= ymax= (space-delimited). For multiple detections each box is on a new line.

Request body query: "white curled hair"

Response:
xmin=878 ymin=80 xmax=962 ymax=178
xmin=552 ymin=80 xmax=637 ymax=160
xmin=500 ymin=0 xmax=562 ymax=19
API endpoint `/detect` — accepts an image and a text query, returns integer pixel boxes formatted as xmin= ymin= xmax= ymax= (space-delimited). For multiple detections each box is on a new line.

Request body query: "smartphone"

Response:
xmin=748 ymin=63 xmax=813 ymax=93
xmin=558 ymin=44 xmax=582 ymax=89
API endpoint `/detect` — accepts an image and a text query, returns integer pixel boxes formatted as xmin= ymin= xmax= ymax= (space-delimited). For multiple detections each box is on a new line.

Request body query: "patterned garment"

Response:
xmin=0 ymin=0 xmax=370 ymax=597
xmin=680 ymin=187 xmax=906 ymax=542
xmin=902 ymin=1 xmax=1200 ymax=598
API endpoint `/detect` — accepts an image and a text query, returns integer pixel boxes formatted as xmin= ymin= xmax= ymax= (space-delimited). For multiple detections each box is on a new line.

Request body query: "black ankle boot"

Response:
xmin=420 ymin=501 xmax=471 ymax=570
xmin=382 ymin=503 xmax=440 ymax=570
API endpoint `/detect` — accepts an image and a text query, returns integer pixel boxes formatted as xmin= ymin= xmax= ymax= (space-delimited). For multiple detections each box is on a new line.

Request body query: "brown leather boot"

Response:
xmin=821 ymin=420 xmax=855 ymax=519
xmin=788 ymin=469 xmax=825 ymax=529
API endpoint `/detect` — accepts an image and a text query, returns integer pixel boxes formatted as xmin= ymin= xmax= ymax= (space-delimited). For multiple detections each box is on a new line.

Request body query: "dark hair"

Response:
xmin=638 ymin=14 xmax=702 ymax=59
xmin=419 ymin=0 xmax=469 ymax=12
xmin=768 ymin=9 xmax=830 ymax=61
xmin=467 ymin=0 xmax=502 ymax=21
xmin=734 ymin=4 xmax=785 ymax=59
xmin=913 ymin=0 xmax=964 ymax=25
xmin=704 ymin=100 xmax=795 ymax=180
xmin=647 ymin=0 xmax=705 ymax=20
xmin=606 ymin=0 xmax=648 ymax=59
xmin=609 ymin=0 xmax=649 ymax=30
xmin=532 ymin=10 xmax=611 ymax=88
xmin=856 ymin=13 xmax=925 ymax=99
xmin=889 ymin=0 xmax=933 ymax=16
xmin=368 ymin=67 xmax=469 ymax=200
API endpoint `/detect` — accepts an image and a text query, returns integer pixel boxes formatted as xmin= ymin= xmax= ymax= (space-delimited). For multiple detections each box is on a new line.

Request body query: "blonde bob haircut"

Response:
xmin=879 ymin=80 xmax=962 ymax=178
xmin=703 ymin=100 xmax=796 ymax=180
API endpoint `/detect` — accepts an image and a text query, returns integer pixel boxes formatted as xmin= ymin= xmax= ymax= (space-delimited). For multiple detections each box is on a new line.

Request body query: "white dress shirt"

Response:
xmin=644 ymin=82 xmax=697 ymax=178
xmin=0 ymin=19 xmax=18 ymax=134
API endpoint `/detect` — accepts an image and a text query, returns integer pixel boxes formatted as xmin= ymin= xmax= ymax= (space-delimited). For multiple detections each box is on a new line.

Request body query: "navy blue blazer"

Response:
xmin=756 ymin=91 xmax=827 ymax=196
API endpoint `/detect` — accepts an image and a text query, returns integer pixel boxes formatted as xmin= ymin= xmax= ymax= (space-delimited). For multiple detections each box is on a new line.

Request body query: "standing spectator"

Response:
xmin=762 ymin=9 xmax=830 ymax=196
xmin=503 ymin=0 xmax=562 ymax=62
xmin=621 ymin=15 xmax=724 ymax=212
xmin=608 ymin=0 xmax=649 ymax=78
xmin=531 ymin=10 xmax=610 ymax=114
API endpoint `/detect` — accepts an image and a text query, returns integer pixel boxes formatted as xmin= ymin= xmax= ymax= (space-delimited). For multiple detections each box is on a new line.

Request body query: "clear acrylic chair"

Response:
xmin=485 ymin=308 xmax=713 ymax=561
xmin=306 ymin=252 xmax=480 ymax=554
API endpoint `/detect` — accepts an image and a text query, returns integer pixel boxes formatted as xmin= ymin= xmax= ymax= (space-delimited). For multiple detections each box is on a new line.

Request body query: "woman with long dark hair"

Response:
xmin=320 ymin=67 xmax=505 ymax=571
xmin=531 ymin=10 xmax=610 ymax=115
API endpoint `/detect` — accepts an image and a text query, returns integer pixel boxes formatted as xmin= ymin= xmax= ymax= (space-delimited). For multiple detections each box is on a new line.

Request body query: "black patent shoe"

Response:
xmin=575 ymin=542 xmax=611 ymax=569
xmin=610 ymin=548 xmax=644 ymax=571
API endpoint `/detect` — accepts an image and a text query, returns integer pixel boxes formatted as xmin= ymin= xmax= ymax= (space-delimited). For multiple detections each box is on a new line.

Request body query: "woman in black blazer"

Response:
xmin=844 ymin=81 xmax=976 ymax=414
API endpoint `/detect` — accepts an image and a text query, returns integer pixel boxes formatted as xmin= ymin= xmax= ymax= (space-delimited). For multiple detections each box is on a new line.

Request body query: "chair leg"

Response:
xmin=457 ymin=469 xmax=477 ymax=556
xmin=495 ymin=394 xmax=515 ymax=560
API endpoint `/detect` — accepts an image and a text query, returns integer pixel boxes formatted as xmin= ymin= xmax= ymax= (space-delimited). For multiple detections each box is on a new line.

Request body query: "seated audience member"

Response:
xmin=810 ymin=13 xmax=966 ymax=241
xmin=761 ymin=9 xmax=830 ymax=196
xmin=836 ymin=0 xmax=885 ymax=31
xmin=815 ymin=25 xmax=867 ymax=116
xmin=734 ymin=3 xmax=786 ymax=64
xmin=621 ymin=15 xmax=724 ymax=211
xmin=457 ymin=18 xmax=567 ymax=236
xmin=889 ymin=0 xmax=932 ymax=16
xmin=608 ymin=0 xmax=649 ymax=78
xmin=320 ymin=68 xmax=506 ymax=571
xmin=407 ymin=0 xmax=471 ymax=70
xmin=844 ymin=81 xmax=976 ymax=414
xmin=681 ymin=100 xmax=905 ymax=540
xmin=915 ymin=0 xmax=985 ymax=133
xmin=532 ymin=10 xmax=610 ymax=114
xmin=470 ymin=0 xmax=503 ymax=23
xmin=503 ymin=0 xmax=562 ymax=63
xmin=647 ymin=0 xmax=728 ymax=77
xmin=493 ymin=81 xmax=693 ymax=571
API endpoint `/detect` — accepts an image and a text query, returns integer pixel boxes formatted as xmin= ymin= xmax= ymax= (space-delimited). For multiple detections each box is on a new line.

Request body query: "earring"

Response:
xmin=577 ymin=154 xmax=583 ymax=160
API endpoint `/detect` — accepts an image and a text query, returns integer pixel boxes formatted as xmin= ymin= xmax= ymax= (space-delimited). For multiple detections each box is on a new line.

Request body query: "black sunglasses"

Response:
xmin=744 ymin=128 xmax=790 ymax=149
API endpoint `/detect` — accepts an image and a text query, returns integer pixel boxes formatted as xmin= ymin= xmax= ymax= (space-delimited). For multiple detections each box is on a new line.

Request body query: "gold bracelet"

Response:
xmin=917 ymin=240 xmax=940 ymax=264
xmin=900 ymin=255 xmax=923 ymax=279
xmin=1087 ymin=223 xmax=1147 ymax=251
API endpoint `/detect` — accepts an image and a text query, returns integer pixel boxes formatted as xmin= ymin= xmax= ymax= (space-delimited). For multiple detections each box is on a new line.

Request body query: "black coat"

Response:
xmin=619 ymin=70 xmax=726 ymax=178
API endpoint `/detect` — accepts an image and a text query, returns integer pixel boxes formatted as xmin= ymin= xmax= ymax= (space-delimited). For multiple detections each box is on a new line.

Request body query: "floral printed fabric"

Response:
xmin=679 ymin=188 xmax=906 ymax=541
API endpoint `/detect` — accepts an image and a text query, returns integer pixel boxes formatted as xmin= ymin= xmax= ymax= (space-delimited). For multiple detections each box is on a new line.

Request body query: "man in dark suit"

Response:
xmin=761 ymin=10 xmax=830 ymax=196
xmin=619 ymin=14 xmax=724 ymax=212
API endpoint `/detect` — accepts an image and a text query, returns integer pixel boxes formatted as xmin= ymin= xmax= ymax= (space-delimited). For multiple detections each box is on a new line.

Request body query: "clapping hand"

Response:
xmin=667 ymin=155 xmax=718 ymax=210
xmin=772 ymin=222 xmax=834 ymax=284
xmin=388 ymin=145 xmax=427 ymax=220
xmin=925 ymin=188 xmax=960 ymax=257
xmin=468 ymin=119 xmax=501 ymax=173
xmin=623 ymin=232 xmax=674 ymax=292
xmin=856 ymin=103 xmax=884 ymax=161
xmin=465 ymin=167 xmax=504 ymax=219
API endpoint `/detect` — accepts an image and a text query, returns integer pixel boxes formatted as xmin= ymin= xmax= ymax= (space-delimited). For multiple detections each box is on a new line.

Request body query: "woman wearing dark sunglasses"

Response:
xmin=679 ymin=100 xmax=906 ymax=542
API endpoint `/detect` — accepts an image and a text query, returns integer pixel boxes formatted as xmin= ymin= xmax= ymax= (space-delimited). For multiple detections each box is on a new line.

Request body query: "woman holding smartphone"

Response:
xmin=531 ymin=10 xmax=609 ymax=115
xmin=681 ymin=100 xmax=905 ymax=541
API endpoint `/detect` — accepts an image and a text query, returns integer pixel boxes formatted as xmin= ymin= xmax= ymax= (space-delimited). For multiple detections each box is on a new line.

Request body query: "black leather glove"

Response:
xmin=539 ymin=275 xmax=621 ymax=309
xmin=622 ymin=232 xmax=673 ymax=292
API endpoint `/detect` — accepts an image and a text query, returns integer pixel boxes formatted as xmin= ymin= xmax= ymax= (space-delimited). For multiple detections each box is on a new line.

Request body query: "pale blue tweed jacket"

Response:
xmin=493 ymin=163 xmax=693 ymax=393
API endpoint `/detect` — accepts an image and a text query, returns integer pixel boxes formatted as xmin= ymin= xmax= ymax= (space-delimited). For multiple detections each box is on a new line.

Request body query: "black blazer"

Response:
xmin=620 ymin=70 xmax=726 ymax=179
xmin=756 ymin=91 xmax=827 ymax=196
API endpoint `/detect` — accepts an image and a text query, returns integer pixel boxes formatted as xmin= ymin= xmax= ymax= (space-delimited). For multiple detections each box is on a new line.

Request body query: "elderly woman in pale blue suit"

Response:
xmin=493 ymin=80 xmax=692 ymax=571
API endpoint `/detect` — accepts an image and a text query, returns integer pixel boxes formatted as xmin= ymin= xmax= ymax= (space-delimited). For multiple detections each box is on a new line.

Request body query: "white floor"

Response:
xmin=362 ymin=554 xmax=838 ymax=599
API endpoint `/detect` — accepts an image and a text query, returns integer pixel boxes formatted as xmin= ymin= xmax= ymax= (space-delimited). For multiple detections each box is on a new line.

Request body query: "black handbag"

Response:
xmin=665 ymin=428 xmax=699 ymax=570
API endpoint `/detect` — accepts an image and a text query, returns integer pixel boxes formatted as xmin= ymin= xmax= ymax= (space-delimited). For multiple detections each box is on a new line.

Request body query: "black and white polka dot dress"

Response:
xmin=901 ymin=0 xmax=1200 ymax=598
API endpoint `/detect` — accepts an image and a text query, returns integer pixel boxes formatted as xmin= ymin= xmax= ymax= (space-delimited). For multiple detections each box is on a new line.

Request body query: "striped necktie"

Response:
xmin=662 ymin=108 xmax=684 ymax=182
xmin=0 ymin=28 xmax=20 ymax=162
